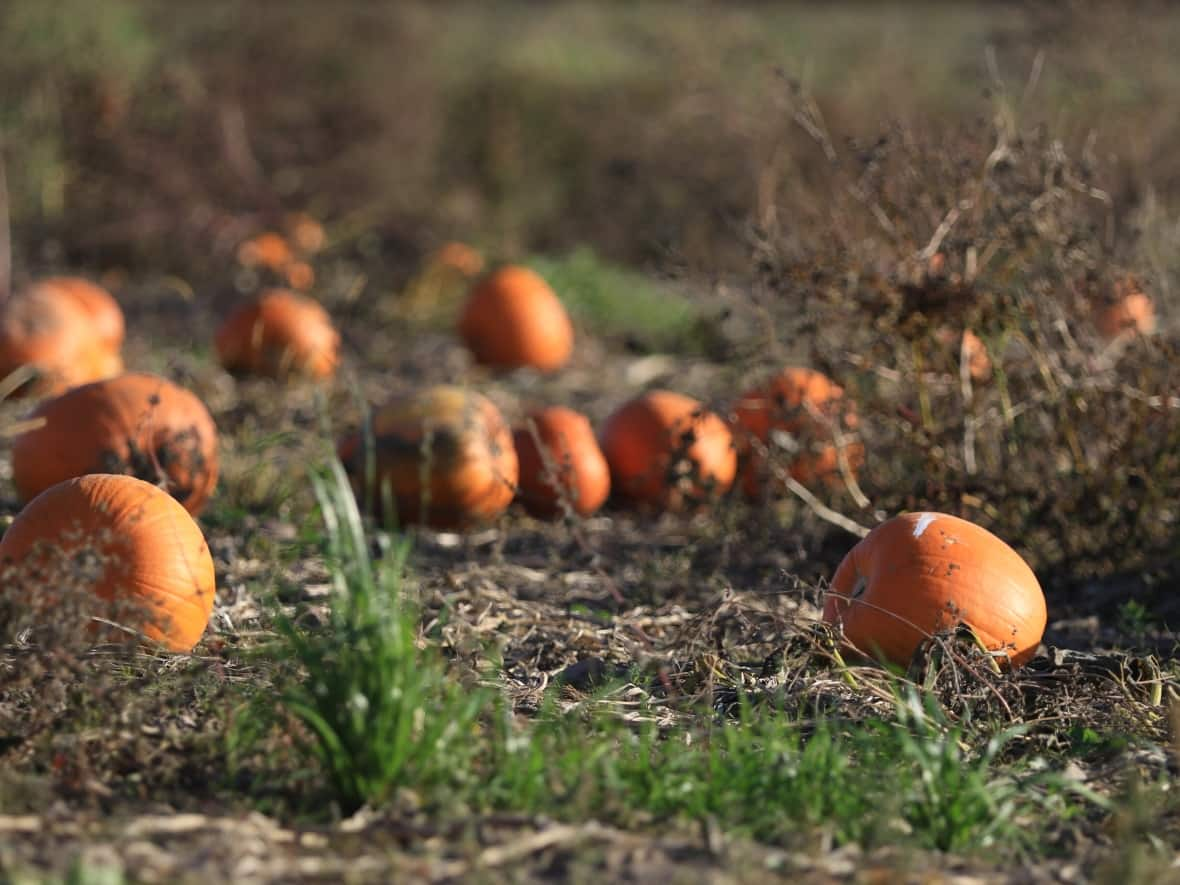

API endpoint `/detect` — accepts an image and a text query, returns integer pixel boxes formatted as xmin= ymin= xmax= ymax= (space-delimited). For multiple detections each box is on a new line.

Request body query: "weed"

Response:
xmin=247 ymin=459 xmax=488 ymax=815
xmin=881 ymin=687 xmax=1095 ymax=854
xmin=1117 ymin=600 xmax=1156 ymax=643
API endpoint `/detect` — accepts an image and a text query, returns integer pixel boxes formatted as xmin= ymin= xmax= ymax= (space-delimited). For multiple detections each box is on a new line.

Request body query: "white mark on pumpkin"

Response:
xmin=912 ymin=513 xmax=938 ymax=539
xmin=851 ymin=574 xmax=868 ymax=600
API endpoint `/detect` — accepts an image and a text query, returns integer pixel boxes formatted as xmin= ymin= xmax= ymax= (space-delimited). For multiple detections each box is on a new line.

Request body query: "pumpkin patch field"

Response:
xmin=4 ymin=4 xmax=1180 ymax=883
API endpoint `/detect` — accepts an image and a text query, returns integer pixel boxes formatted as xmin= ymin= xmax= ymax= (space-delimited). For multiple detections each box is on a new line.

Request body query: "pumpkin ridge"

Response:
xmin=124 ymin=575 xmax=214 ymax=621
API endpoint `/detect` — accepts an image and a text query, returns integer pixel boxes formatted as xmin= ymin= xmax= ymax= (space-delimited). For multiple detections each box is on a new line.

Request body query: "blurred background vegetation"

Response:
xmin=3 ymin=4 xmax=1179 ymax=578
xmin=3 ymin=1 xmax=1180 ymax=287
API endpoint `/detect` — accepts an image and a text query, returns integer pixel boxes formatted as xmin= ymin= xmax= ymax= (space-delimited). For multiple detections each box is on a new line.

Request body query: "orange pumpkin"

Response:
xmin=215 ymin=289 xmax=340 ymax=380
xmin=283 ymin=212 xmax=326 ymax=255
xmin=433 ymin=242 xmax=485 ymax=277
xmin=283 ymin=260 xmax=316 ymax=292
xmin=935 ymin=327 xmax=991 ymax=382
xmin=338 ymin=385 xmax=519 ymax=530
xmin=823 ymin=511 xmax=1047 ymax=668
xmin=600 ymin=390 xmax=736 ymax=511
xmin=1094 ymin=278 xmax=1156 ymax=340
xmin=87 ymin=346 xmax=127 ymax=380
xmin=731 ymin=367 xmax=863 ymax=496
xmin=0 ymin=474 xmax=216 ymax=652
xmin=11 ymin=372 xmax=219 ymax=515
xmin=458 ymin=266 xmax=574 ymax=372
xmin=28 ymin=276 xmax=125 ymax=354
xmin=0 ymin=286 xmax=121 ymax=397
xmin=236 ymin=232 xmax=296 ymax=272
xmin=513 ymin=406 xmax=610 ymax=518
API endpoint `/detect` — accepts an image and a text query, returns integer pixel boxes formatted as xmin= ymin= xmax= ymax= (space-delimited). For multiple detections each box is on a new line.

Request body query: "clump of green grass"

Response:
xmin=254 ymin=459 xmax=488 ymax=814
xmin=527 ymin=247 xmax=718 ymax=355
xmin=1115 ymin=600 xmax=1158 ymax=645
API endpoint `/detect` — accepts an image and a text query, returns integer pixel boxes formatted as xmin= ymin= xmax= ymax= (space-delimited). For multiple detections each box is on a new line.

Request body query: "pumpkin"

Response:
xmin=0 ymin=286 xmax=121 ymax=397
xmin=959 ymin=329 xmax=991 ymax=381
xmin=600 ymin=390 xmax=735 ymax=510
xmin=215 ymin=288 xmax=340 ymax=380
xmin=87 ymin=346 xmax=127 ymax=381
xmin=1094 ymin=278 xmax=1156 ymax=340
xmin=935 ymin=327 xmax=991 ymax=382
xmin=11 ymin=372 xmax=219 ymax=515
xmin=283 ymin=212 xmax=326 ymax=255
xmin=458 ymin=266 xmax=574 ymax=372
xmin=283 ymin=261 xmax=316 ymax=292
xmin=338 ymin=385 xmax=519 ymax=530
xmin=236 ymin=232 xmax=296 ymax=272
xmin=823 ymin=511 xmax=1047 ymax=668
xmin=0 ymin=474 xmax=216 ymax=652
xmin=28 ymin=276 xmax=125 ymax=354
xmin=731 ymin=367 xmax=863 ymax=496
xmin=513 ymin=406 xmax=610 ymax=518
xmin=433 ymin=242 xmax=484 ymax=277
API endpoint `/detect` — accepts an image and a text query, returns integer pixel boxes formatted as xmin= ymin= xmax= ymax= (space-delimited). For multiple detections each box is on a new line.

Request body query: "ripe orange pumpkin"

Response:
xmin=215 ymin=289 xmax=340 ymax=380
xmin=0 ymin=474 xmax=216 ymax=652
xmin=11 ymin=372 xmax=219 ymax=515
xmin=87 ymin=346 xmax=127 ymax=380
xmin=283 ymin=212 xmax=326 ymax=255
xmin=236 ymin=232 xmax=296 ymax=272
xmin=935 ymin=327 xmax=991 ymax=382
xmin=600 ymin=390 xmax=736 ymax=511
xmin=823 ymin=511 xmax=1047 ymax=668
xmin=433 ymin=242 xmax=484 ymax=277
xmin=731 ymin=367 xmax=863 ymax=496
xmin=458 ymin=266 xmax=574 ymax=372
xmin=960 ymin=329 xmax=991 ymax=381
xmin=1094 ymin=278 xmax=1156 ymax=340
xmin=338 ymin=385 xmax=519 ymax=530
xmin=513 ymin=406 xmax=610 ymax=518
xmin=283 ymin=260 xmax=316 ymax=292
xmin=0 ymin=286 xmax=122 ymax=397
xmin=28 ymin=276 xmax=125 ymax=354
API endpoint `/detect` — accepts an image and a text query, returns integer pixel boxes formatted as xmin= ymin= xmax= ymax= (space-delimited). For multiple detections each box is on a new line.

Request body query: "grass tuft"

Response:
xmin=257 ymin=459 xmax=488 ymax=815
